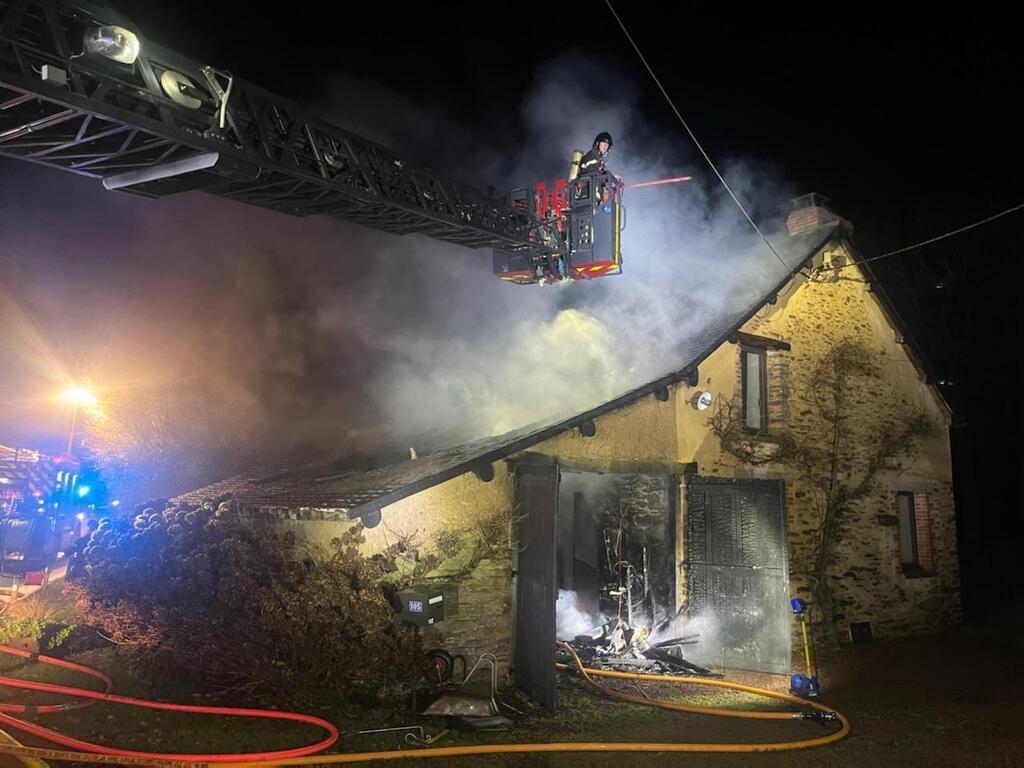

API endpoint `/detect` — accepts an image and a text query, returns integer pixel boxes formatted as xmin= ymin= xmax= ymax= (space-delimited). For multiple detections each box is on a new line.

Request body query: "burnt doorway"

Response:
xmin=514 ymin=466 xmax=680 ymax=709
xmin=512 ymin=464 xmax=558 ymax=710
xmin=684 ymin=476 xmax=789 ymax=673
xmin=555 ymin=472 xmax=676 ymax=642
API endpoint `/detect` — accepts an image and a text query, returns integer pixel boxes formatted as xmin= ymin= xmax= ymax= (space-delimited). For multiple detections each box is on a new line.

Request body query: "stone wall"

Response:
xmin=700 ymin=242 xmax=961 ymax=641
xmin=419 ymin=555 xmax=514 ymax=677
xmin=239 ymin=466 xmax=518 ymax=678
xmin=240 ymin=236 xmax=961 ymax=673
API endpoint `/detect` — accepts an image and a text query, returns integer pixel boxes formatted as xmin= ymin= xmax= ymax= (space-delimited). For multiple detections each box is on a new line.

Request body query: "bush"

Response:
xmin=0 ymin=585 xmax=87 ymax=653
xmin=0 ymin=616 xmax=76 ymax=651
xmin=0 ymin=615 xmax=47 ymax=646
xmin=67 ymin=502 xmax=423 ymax=707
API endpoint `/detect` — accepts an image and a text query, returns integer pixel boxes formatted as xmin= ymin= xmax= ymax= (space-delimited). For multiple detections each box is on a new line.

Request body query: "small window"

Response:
xmin=741 ymin=348 xmax=768 ymax=431
xmin=897 ymin=491 xmax=934 ymax=575
xmin=896 ymin=491 xmax=918 ymax=566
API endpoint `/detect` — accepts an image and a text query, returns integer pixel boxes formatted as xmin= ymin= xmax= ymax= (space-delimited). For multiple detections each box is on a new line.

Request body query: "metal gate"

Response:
xmin=512 ymin=464 xmax=558 ymax=709
xmin=685 ymin=476 xmax=790 ymax=673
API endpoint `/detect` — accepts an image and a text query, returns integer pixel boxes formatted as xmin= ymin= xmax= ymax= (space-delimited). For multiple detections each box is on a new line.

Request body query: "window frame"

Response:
xmin=896 ymin=490 xmax=935 ymax=577
xmin=740 ymin=346 xmax=769 ymax=433
xmin=896 ymin=490 xmax=919 ymax=567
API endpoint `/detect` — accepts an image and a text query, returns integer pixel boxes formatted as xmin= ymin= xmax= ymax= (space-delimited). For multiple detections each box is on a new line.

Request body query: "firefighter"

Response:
xmin=577 ymin=132 xmax=623 ymax=210
xmin=578 ymin=132 xmax=623 ymax=185
xmin=66 ymin=518 xmax=98 ymax=580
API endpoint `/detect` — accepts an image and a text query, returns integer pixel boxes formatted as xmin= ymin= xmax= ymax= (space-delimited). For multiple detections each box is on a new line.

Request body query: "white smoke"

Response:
xmin=556 ymin=589 xmax=606 ymax=641
xmin=366 ymin=52 xmax=800 ymax=446
xmin=0 ymin=51 xmax=803 ymax=501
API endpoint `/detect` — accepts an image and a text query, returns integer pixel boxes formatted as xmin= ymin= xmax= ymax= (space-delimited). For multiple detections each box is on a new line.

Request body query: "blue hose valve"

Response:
xmin=790 ymin=673 xmax=820 ymax=698
xmin=790 ymin=596 xmax=819 ymax=697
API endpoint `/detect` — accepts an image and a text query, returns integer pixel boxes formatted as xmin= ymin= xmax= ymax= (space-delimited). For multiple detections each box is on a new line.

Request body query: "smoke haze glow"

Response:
xmin=0 ymin=52 xmax=800 ymax=502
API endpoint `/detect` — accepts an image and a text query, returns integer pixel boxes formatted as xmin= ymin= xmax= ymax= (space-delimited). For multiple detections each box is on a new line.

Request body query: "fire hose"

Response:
xmin=0 ymin=641 xmax=848 ymax=766
xmin=0 ymin=643 xmax=339 ymax=763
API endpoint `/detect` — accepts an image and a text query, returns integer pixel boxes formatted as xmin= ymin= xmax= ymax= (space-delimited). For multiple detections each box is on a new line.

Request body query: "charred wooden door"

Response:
xmin=513 ymin=464 xmax=558 ymax=710
xmin=685 ymin=477 xmax=789 ymax=673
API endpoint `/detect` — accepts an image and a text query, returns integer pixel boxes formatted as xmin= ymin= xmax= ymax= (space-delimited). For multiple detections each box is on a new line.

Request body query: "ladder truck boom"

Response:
xmin=0 ymin=0 xmax=555 ymax=257
xmin=1 ymin=0 xmax=649 ymax=285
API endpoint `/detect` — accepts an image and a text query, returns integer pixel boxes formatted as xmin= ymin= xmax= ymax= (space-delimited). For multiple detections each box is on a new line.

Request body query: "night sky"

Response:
xmin=2 ymin=3 xmax=1021 ymax=613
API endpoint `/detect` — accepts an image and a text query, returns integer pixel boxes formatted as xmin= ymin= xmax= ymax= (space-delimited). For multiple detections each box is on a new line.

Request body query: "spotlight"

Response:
xmin=77 ymin=485 xmax=91 ymax=498
xmin=83 ymin=25 xmax=140 ymax=64
xmin=160 ymin=69 xmax=204 ymax=109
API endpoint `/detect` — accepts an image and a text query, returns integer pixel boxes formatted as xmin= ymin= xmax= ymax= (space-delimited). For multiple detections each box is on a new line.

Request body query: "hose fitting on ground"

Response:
xmin=793 ymin=710 xmax=838 ymax=722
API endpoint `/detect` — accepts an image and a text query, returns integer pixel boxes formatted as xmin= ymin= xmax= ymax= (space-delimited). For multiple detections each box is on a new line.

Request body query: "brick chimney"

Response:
xmin=785 ymin=193 xmax=852 ymax=237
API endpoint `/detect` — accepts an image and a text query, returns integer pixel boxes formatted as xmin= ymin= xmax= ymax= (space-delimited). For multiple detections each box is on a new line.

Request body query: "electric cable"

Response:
xmin=825 ymin=200 xmax=1024 ymax=274
xmin=603 ymin=0 xmax=793 ymax=273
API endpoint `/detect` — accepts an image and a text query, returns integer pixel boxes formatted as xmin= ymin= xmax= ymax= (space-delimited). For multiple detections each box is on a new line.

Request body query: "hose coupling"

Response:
xmin=793 ymin=710 xmax=838 ymax=722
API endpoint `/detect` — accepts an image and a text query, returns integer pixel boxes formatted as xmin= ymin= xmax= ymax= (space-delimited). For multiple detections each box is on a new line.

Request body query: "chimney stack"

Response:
xmin=786 ymin=193 xmax=852 ymax=237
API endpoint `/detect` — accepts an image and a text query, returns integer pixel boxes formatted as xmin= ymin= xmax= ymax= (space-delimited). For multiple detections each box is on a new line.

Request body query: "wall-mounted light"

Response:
xmin=691 ymin=391 xmax=713 ymax=411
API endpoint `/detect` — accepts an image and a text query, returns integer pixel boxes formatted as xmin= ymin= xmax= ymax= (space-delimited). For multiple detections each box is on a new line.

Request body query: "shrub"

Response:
xmin=0 ymin=586 xmax=85 ymax=653
xmin=0 ymin=616 xmax=75 ymax=651
xmin=67 ymin=502 xmax=422 ymax=707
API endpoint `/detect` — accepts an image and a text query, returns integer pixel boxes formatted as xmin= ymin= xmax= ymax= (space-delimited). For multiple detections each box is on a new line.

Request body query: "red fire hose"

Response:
xmin=1 ymin=641 xmax=848 ymax=765
xmin=0 ymin=643 xmax=338 ymax=762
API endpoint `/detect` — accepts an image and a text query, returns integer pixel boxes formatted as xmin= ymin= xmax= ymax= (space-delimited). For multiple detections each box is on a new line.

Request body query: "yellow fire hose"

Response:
xmin=0 ymin=642 xmax=848 ymax=766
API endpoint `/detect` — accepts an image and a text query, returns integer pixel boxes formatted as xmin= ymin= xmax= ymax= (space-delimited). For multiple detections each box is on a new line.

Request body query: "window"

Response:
xmin=897 ymin=491 xmax=934 ymax=575
xmin=896 ymin=491 xmax=918 ymax=566
xmin=741 ymin=348 xmax=768 ymax=431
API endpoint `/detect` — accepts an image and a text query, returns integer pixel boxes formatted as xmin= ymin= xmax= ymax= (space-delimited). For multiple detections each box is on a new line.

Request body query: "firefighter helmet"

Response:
xmin=593 ymin=132 xmax=613 ymax=148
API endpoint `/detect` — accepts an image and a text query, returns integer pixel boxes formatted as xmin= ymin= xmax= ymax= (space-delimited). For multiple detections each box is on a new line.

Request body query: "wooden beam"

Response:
xmin=508 ymin=453 xmax=695 ymax=476
xmin=732 ymin=331 xmax=791 ymax=351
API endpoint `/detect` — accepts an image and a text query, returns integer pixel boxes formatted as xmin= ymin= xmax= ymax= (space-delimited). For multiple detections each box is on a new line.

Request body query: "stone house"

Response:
xmin=177 ymin=195 xmax=960 ymax=708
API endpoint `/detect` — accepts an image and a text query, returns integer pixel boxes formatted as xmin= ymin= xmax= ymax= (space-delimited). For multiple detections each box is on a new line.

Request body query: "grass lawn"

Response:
xmin=3 ymin=587 xmax=1023 ymax=766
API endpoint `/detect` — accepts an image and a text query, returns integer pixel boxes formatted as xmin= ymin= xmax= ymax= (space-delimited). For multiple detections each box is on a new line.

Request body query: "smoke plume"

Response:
xmin=0 ymin=51 xmax=799 ymax=502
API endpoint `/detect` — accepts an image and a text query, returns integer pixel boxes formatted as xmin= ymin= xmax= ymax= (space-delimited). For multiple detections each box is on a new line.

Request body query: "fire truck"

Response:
xmin=0 ymin=0 xmax=624 ymax=285
xmin=0 ymin=444 xmax=83 ymax=579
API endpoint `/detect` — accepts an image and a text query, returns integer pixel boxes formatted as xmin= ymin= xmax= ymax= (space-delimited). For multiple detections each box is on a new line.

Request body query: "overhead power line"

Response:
xmin=603 ymin=0 xmax=791 ymax=272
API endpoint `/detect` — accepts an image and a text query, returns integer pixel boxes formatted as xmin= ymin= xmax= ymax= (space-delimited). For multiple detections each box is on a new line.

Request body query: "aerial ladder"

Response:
xmin=0 ymin=0 xmax=627 ymax=284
